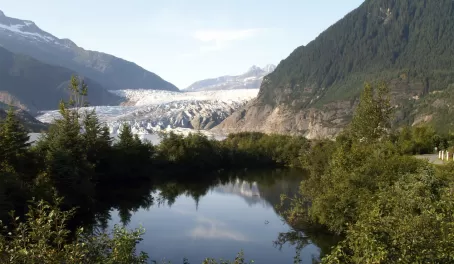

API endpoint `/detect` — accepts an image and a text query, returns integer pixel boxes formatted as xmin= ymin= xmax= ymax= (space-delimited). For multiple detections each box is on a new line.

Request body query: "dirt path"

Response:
xmin=414 ymin=154 xmax=444 ymax=165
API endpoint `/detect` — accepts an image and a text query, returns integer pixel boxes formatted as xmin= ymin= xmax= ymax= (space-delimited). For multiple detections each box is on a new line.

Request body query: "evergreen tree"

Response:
xmin=0 ymin=107 xmax=31 ymax=173
xmin=36 ymin=76 xmax=95 ymax=208
xmin=82 ymin=110 xmax=112 ymax=183
xmin=117 ymin=124 xmax=136 ymax=148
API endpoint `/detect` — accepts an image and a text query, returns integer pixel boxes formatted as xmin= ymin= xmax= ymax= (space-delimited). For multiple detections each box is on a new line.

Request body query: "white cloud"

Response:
xmin=189 ymin=215 xmax=249 ymax=242
xmin=181 ymin=28 xmax=267 ymax=58
xmin=173 ymin=209 xmax=249 ymax=242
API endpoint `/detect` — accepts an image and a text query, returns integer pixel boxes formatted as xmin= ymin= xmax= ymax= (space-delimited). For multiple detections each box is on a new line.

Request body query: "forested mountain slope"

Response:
xmin=215 ymin=0 xmax=454 ymax=138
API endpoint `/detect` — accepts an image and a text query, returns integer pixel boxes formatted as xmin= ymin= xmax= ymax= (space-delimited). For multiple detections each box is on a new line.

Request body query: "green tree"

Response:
xmin=0 ymin=107 xmax=31 ymax=174
xmin=116 ymin=124 xmax=139 ymax=148
xmin=283 ymin=82 xmax=417 ymax=234
xmin=350 ymin=82 xmax=393 ymax=143
xmin=0 ymin=197 xmax=148 ymax=264
xmin=110 ymin=124 xmax=154 ymax=181
xmin=82 ymin=110 xmax=112 ymax=183
xmin=323 ymin=168 xmax=454 ymax=264
xmin=34 ymin=76 xmax=95 ymax=207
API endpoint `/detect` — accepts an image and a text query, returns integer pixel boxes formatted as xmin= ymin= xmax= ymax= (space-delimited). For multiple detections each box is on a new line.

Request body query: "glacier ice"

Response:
xmin=36 ymin=89 xmax=259 ymax=137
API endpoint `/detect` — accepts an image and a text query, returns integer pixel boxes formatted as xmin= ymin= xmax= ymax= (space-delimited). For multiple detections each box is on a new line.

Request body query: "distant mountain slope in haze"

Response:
xmin=0 ymin=108 xmax=47 ymax=132
xmin=185 ymin=65 xmax=276 ymax=91
xmin=0 ymin=11 xmax=178 ymax=91
xmin=215 ymin=0 xmax=454 ymax=138
xmin=0 ymin=46 xmax=121 ymax=112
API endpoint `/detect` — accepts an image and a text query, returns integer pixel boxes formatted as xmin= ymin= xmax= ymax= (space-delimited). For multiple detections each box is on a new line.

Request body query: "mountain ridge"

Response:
xmin=185 ymin=64 xmax=276 ymax=92
xmin=215 ymin=0 xmax=454 ymax=138
xmin=0 ymin=10 xmax=179 ymax=92
xmin=0 ymin=107 xmax=47 ymax=132
xmin=0 ymin=46 xmax=121 ymax=113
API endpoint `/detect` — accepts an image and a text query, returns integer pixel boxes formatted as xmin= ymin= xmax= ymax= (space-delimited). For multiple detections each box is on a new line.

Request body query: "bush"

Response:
xmin=0 ymin=197 xmax=148 ymax=264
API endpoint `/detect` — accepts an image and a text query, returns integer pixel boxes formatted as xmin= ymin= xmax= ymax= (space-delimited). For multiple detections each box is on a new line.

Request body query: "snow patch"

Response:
xmin=185 ymin=64 xmax=275 ymax=92
xmin=0 ymin=22 xmax=55 ymax=43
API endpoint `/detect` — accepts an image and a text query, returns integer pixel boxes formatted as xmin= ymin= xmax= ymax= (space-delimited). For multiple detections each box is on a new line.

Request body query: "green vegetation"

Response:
xmin=0 ymin=76 xmax=307 ymax=263
xmin=2 ymin=78 xmax=454 ymax=263
xmin=282 ymin=83 xmax=454 ymax=263
xmin=259 ymin=0 xmax=454 ymax=129
xmin=409 ymin=85 xmax=454 ymax=134
xmin=0 ymin=197 xmax=256 ymax=264
xmin=0 ymin=197 xmax=148 ymax=264
xmin=0 ymin=108 xmax=47 ymax=132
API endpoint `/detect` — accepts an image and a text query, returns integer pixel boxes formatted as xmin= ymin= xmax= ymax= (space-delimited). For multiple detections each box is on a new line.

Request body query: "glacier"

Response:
xmin=36 ymin=89 xmax=259 ymax=137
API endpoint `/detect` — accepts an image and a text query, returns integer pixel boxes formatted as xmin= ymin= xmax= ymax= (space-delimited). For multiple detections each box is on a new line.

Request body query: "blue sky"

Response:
xmin=0 ymin=0 xmax=364 ymax=89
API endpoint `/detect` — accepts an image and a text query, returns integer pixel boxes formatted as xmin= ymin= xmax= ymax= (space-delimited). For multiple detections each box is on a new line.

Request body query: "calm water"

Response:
xmin=95 ymin=170 xmax=333 ymax=264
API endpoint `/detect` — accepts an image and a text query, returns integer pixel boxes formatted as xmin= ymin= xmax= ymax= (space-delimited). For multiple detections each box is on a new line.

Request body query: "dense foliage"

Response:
xmin=259 ymin=0 xmax=454 ymax=129
xmin=0 ymin=197 xmax=148 ymax=264
xmin=282 ymin=83 xmax=454 ymax=263
xmin=0 ymin=76 xmax=309 ymax=263
xmin=2 ymin=78 xmax=454 ymax=263
xmin=0 ymin=108 xmax=47 ymax=132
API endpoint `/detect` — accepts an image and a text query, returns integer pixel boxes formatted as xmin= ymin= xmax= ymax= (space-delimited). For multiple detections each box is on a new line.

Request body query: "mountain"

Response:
xmin=215 ymin=0 xmax=454 ymax=138
xmin=0 ymin=11 xmax=178 ymax=91
xmin=0 ymin=46 xmax=121 ymax=112
xmin=0 ymin=108 xmax=47 ymax=132
xmin=185 ymin=65 xmax=276 ymax=92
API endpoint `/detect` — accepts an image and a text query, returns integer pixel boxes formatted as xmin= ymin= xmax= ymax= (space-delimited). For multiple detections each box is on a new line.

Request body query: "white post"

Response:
xmin=442 ymin=151 xmax=445 ymax=160
xmin=447 ymin=152 xmax=450 ymax=161
xmin=439 ymin=151 xmax=442 ymax=159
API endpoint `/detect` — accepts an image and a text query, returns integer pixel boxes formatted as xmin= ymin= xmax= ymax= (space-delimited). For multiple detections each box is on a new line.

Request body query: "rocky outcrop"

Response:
xmin=214 ymin=0 xmax=454 ymax=138
xmin=213 ymin=100 xmax=352 ymax=139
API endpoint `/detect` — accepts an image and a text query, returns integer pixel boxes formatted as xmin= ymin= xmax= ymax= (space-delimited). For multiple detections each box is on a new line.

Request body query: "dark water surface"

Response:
xmin=89 ymin=169 xmax=335 ymax=263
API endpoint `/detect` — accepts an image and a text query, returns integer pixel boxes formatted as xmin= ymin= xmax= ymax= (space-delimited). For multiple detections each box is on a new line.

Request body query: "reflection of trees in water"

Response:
xmin=77 ymin=169 xmax=337 ymax=262
xmin=273 ymin=226 xmax=341 ymax=263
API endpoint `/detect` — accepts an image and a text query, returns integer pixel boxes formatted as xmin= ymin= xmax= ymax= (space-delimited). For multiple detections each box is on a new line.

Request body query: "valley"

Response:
xmin=1 ymin=1 xmax=454 ymax=263
xmin=36 ymin=88 xmax=259 ymax=135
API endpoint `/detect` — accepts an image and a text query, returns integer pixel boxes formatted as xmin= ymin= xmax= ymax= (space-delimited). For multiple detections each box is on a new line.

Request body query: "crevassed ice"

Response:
xmin=36 ymin=89 xmax=259 ymax=136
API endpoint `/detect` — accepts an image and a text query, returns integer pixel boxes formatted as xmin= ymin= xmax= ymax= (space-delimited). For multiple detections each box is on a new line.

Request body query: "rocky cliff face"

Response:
xmin=214 ymin=0 xmax=454 ymax=138
xmin=214 ymin=100 xmax=352 ymax=139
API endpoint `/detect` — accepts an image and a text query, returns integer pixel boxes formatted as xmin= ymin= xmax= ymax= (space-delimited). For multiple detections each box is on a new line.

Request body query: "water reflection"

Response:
xmin=77 ymin=169 xmax=336 ymax=263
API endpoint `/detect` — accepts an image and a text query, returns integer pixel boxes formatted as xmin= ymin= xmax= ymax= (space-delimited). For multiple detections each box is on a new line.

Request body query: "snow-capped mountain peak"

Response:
xmin=247 ymin=65 xmax=261 ymax=72
xmin=0 ymin=10 xmax=179 ymax=92
xmin=0 ymin=11 xmax=59 ymax=45
xmin=185 ymin=64 xmax=276 ymax=92
xmin=263 ymin=64 xmax=276 ymax=73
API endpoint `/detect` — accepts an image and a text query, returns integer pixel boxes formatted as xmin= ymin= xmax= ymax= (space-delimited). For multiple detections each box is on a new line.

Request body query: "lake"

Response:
xmin=90 ymin=169 xmax=335 ymax=264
